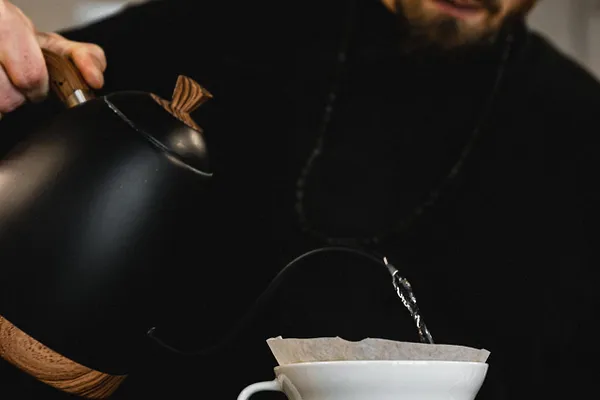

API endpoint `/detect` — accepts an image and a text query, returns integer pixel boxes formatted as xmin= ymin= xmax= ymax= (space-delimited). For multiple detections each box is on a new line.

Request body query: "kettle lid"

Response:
xmin=105 ymin=76 xmax=213 ymax=175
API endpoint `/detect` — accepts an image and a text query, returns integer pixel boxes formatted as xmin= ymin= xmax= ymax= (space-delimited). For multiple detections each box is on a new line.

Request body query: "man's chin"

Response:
xmin=393 ymin=0 xmax=507 ymax=56
xmin=397 ymin=27 xmax=498 ymax=60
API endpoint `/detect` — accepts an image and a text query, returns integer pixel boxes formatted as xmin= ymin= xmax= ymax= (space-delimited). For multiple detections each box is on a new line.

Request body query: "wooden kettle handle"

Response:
xmin=42 ymin=49 xmax=95 ymax=108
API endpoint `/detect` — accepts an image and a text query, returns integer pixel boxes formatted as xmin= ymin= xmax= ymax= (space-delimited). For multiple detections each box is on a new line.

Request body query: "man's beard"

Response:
xmin=391 ymin=0 xmax=518 ymax=60
xmin=396 ymin=17 xmax=498 ymax=59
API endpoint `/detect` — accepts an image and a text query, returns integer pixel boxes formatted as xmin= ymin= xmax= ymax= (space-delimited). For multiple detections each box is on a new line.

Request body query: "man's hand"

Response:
xmin=0 ymin=0 xmax=106 ymax=115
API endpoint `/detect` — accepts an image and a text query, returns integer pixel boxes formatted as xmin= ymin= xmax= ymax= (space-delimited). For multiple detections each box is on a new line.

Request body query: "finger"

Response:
xmin=0 ymin=64 xmax=27 ymax=113
xmin=84 ymin=43 xmax=107 ymax=72
xmin=38 ymin=32 xmax=106 ymax=89
xmin=0 ymin=22 xmax=49 ymax=102
xmin=71 ymin=46 xmax=105 ymax=89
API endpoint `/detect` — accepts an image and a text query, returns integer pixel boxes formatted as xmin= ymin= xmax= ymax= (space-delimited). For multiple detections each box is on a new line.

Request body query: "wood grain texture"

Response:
xmin=0 ymin=315 xmax=127 ymax=399
xmin=42 ymin=49 xmax=94 ymax=107
xmin=152 ymin=75 xmax=212 ymax=131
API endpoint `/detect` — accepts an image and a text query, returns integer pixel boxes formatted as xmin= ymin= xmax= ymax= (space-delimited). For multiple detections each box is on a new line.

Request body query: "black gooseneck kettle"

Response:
xmin=0 ymin=50 xmax=213 ymax=398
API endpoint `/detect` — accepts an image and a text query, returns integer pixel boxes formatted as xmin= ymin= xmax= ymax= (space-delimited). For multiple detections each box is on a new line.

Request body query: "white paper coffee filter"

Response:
xmin=267 ymin=336 xmax=490 ymax=365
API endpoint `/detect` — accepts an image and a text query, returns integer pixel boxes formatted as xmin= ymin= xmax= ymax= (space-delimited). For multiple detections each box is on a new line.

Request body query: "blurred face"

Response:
xmin=382 ymin=0 xmax=538 ymax=51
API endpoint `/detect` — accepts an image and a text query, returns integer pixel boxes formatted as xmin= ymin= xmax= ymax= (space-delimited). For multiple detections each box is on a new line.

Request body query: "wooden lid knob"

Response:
xmin=151 ymin=75 xmax=212 ymax=131
xmin=171 ymin=75 xmax=213 ymax=113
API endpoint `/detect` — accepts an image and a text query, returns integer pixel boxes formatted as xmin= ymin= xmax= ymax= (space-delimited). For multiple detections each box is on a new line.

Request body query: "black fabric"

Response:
xmin=0 ymin=0 xmax=599 ymax=399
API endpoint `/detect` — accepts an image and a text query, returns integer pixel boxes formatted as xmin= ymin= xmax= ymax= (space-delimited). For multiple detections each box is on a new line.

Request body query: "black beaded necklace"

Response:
xmin=295 ymin=3 xmax=515 ymax=248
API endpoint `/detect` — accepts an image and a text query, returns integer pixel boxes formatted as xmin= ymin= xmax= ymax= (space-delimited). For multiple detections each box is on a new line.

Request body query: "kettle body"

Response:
xmin=0 ymin=51 xmax=213 ymax=398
